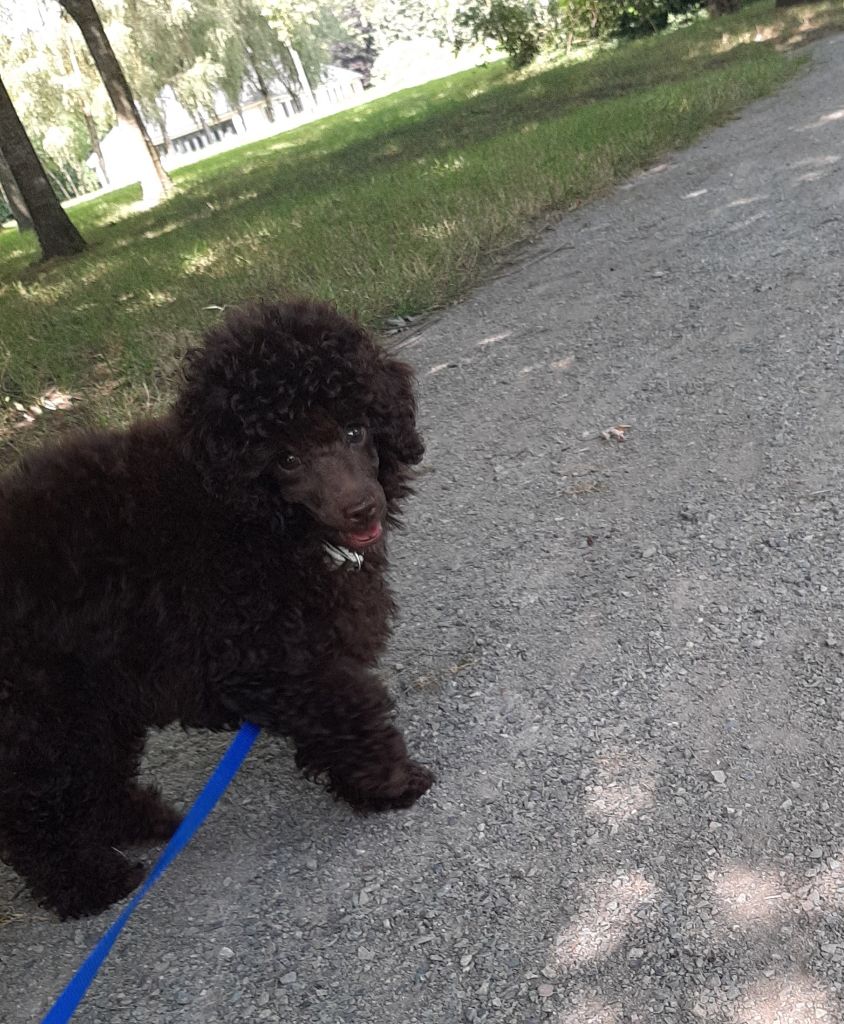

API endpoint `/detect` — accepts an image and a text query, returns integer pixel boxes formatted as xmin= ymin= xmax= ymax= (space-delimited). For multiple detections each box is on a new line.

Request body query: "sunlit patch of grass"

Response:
xmin=142 ymin=290 xmax=177 ymax=308
xmin=142 ymin=222 xmax=180 ymax=240
xmin=182 ymin=247 xmax=220 ymax=275
xmin=0 ymin=0 xmax=827 ymax=467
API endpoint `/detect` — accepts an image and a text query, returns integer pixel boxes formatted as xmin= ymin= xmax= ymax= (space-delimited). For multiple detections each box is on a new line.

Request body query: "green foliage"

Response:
xmin=456 ymin=1 xmax=548 ymax=67
xmin=334 ymin=0 xmax=462 ymax=86
xmin=356 ymin=0 xmax=460 ymax=49
xmin=563 ymin=0 xmax=704 ymax=40
xmin=113 ymin=0 xmax=322 ymax=115
xmin=0 ymin=3 xmax=110 ymax=197
xmin=37 ymin=119 xmax=101 ymax=197
xmin=259 ymin=0 xmax=345 ymax=83
xmin=454 ymin=0 xmax=705 ymax=67
xmin=0 ymin=0 xmax=354 ymax=187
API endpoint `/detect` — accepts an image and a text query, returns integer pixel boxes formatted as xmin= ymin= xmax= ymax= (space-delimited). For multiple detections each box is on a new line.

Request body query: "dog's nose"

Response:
xmin=344 ymin=498 xmax=378 ymax=526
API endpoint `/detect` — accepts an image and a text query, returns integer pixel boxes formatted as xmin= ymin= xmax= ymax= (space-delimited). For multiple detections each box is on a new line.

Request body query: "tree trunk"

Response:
xmin=198 ymin=113 xmax=215 ymax=147
xmin=0 ymin=143 xmax=33 ymax=232
xmin=157 ymin=118 xmax=171 ymax=156
xmin=288 ymin=46 xmax=317 ymax=110
xmin=83 ymin=109 xmax=109 ymax=184
xmin=51 ymin=169 xmax=74 ymax=201
xmin=58 ymin=0 xmax=172 ymax=205
xmin=247 ymin=50 xmax=275 ymax=122
xmin=62 ymin=160 xmax=84 ymax=198
xmin=0 ymin=74 xmax=85 ymax=259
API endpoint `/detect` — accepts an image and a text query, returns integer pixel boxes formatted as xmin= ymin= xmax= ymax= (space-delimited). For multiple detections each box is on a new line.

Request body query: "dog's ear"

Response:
xmin=174 ymin=342 xmax=281 ymax=522
xmin=370 ymin=351 xmax=424 ymax=516
xmin=176 ymin=348 xmax=246 ymax=477
xmin=371 ymin=353 xmax=424 ymax=468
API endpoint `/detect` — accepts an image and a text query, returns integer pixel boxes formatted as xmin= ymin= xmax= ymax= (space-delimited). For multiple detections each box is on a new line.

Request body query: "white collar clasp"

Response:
xmin=322 ymin=542 xmax=364 ymax=571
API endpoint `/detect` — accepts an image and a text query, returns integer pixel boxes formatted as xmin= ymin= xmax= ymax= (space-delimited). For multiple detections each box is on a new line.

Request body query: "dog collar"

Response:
xmin=322 ymin=541 xmax=364 ymax=571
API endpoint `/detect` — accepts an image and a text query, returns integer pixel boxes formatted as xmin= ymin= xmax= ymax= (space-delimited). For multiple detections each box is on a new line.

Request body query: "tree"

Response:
xmin=61 ymin=26 xmax=111 ymax=184
xmin=1 ymin=4 xmax=105 ymax=198
xmin=455 ymin=0 xmax=548 ymax=67
xmin=114 ymin=0 xmax=204 ymax=133
xmin=706 ymin=0 xmax=740 ymax=14
xmin=357 ymin=0 xmax=459 ymax=50
xmin=330 ymin=5 xmax=377 ymax=85
xmin=260 ymin=0 xmax=342 ymax=101
xmin=1 ymin=0 xmax=357 ymax=196
xmin=0 ymin=145 xmax=33 ymax=232
xmin=113 ymin=0 xmax=319 ymax=133
xmin=0 ymin=73 xmax=85 ymax=259
xmin=57 ymin=0 xmax=172 ymax=205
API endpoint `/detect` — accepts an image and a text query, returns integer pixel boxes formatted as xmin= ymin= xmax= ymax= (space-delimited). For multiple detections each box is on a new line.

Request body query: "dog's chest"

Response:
xmin=231 ymin=563 xmax=389 ymax=657
xmin=299 ymin=565 xmax=392 ymax=664
xmin=193 ymin=541 xmax=392 ymax=675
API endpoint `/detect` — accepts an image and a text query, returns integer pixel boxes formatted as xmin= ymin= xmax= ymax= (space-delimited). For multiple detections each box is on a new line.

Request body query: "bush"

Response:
xmin=455 ymin=0 xmax=708 ymax=68
xmin=613 ymin=0 xmax=704 ymax=37
xmin=455 ymin=1 xmax=548 ymax=68
xmin=560 ymin=0 xmax=704 ymax=41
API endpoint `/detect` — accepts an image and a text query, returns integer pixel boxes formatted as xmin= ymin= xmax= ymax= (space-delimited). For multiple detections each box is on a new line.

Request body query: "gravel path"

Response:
xmin=4 ymin=33 xmax=844 ymax=1024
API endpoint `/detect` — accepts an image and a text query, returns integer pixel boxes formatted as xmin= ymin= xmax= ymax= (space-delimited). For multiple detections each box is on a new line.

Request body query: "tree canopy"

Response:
xmin=0 ymin=0 xmax=353 ymax=201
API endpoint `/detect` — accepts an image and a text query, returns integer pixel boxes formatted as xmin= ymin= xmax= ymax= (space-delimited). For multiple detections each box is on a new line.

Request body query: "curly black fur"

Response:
xmin=0 ymin=299 xmax=433 ymax=919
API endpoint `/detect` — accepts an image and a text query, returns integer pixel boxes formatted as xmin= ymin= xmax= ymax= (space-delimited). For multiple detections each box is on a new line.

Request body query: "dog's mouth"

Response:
xmin=339 ymin=521 xmax=383 ymax=550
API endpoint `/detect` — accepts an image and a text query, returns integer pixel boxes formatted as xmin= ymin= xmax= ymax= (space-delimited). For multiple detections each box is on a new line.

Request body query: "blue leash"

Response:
xmin=41 ymin=722 xmax=261 ymax=1024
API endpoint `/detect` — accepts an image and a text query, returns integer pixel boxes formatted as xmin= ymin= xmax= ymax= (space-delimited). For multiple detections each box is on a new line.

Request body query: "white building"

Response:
xmin=87 ymin=65 xmax=364 ymax=189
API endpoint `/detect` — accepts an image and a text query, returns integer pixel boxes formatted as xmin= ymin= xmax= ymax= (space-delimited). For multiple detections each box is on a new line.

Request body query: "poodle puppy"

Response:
xmin=0 ymin=299 xmax=433 ymax=919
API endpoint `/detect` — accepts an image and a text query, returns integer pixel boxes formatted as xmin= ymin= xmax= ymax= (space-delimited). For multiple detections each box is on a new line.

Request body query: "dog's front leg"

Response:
xmin=219 ymin=663 xmax=433 ymax=812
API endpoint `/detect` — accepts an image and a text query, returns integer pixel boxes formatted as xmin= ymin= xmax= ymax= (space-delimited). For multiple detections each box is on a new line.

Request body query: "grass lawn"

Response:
xmin=0 ymin=0 xmax=841 ymax=464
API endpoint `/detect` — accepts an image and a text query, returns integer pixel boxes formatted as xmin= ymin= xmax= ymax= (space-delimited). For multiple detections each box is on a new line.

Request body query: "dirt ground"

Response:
xmin=3 ymin=31 xmax=844 ymax=1024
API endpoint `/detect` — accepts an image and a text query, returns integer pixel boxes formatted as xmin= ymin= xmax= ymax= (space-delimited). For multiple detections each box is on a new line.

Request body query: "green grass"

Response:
xmin=0 ymin=0 xmax=838 ymax=461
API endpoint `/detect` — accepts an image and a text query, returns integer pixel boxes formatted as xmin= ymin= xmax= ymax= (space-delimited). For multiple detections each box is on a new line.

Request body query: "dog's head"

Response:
xmin=174 ymin=299 xmax=424 ymax=546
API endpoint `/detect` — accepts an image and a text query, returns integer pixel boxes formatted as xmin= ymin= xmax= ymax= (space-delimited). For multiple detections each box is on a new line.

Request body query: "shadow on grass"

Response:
xmin=0 ymin=30 xmax=791 ymax=285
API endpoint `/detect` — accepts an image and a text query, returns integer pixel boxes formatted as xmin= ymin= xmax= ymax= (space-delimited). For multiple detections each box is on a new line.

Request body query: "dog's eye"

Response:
xmin=344 ymin=425 xmax=365 ymax=445
xmin=279 ymin=453 xmax=302 ymax=472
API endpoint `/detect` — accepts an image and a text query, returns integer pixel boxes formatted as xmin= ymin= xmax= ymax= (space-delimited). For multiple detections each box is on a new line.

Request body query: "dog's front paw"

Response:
xmin=44 ymin=848 xmax=146 ymax=920
xmin=387 ymin=760 xmax=435 ymax=809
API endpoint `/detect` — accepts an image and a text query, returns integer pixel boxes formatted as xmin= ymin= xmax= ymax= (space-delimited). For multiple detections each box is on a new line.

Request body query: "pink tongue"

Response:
xmin=345 ymin=523 xmax=382 ymax=545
